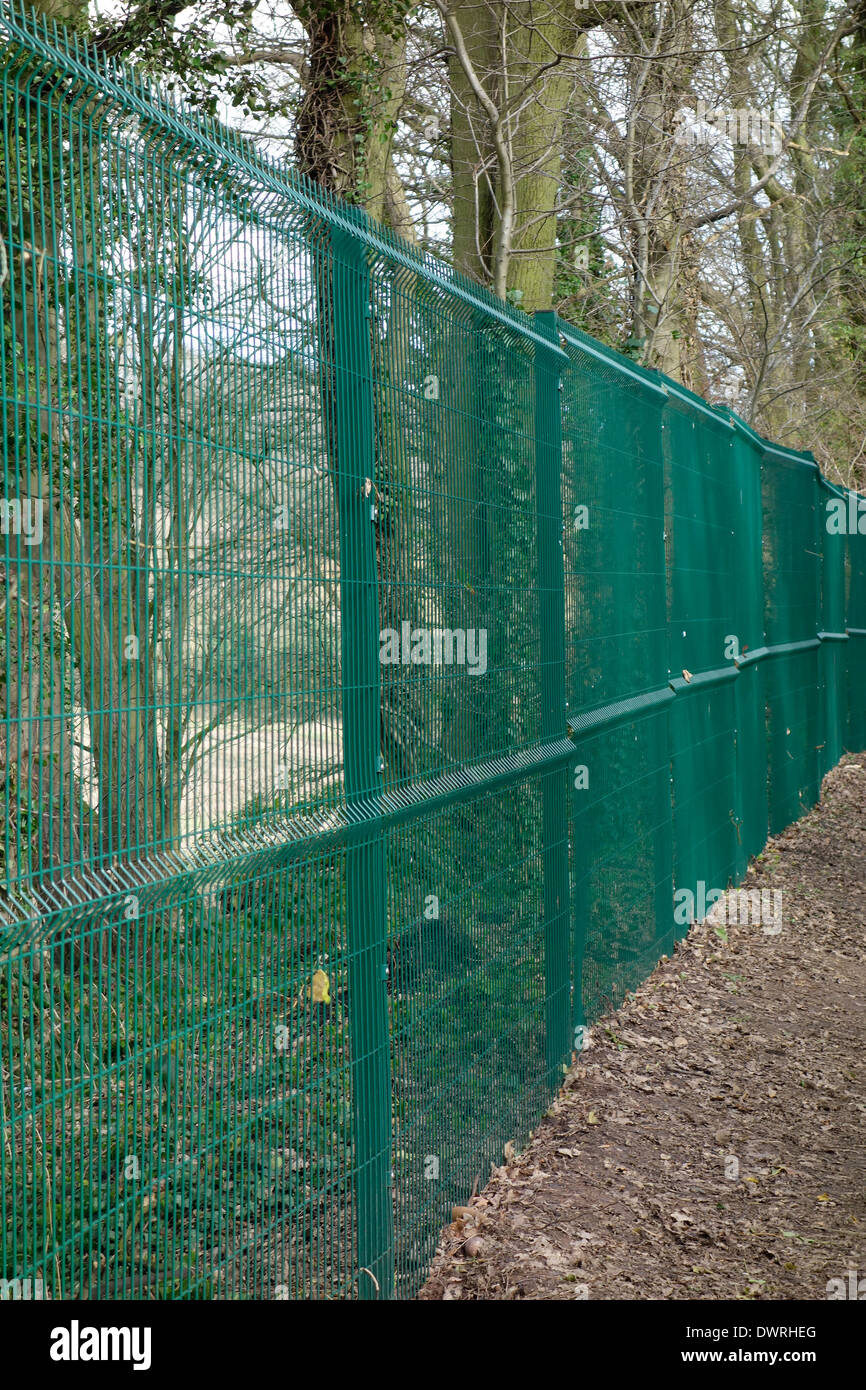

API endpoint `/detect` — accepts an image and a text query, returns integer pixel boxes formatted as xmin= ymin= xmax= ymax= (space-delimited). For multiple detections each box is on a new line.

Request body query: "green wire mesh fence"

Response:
xmin=0 ymin=2 xmax=863 ymax=1301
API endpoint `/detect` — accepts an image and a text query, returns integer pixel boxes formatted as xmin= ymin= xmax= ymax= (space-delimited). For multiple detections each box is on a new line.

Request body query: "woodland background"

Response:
xmin=48 ymin=0 xmax=866 ymax=483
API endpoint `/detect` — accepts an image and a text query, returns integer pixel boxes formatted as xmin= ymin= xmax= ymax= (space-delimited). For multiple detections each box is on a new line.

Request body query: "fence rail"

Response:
xmin=0 ymin=1 xmax=863 ymax=1300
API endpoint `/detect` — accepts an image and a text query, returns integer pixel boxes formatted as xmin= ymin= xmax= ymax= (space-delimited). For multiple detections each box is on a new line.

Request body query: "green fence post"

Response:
xmin=534 ymin=311 xmax=571 ymax=1087
xmin=330 ymin=226 xmax=394 ymax=1300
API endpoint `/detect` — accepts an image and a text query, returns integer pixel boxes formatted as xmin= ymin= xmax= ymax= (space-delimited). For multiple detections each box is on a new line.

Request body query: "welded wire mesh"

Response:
xmin=0 ymin=2 xmax=863 ymax=1304
xmin=560 ymin=326 xmax=672 ymax=1023
xmin=763 ymin=448 xmax=822 ymax=831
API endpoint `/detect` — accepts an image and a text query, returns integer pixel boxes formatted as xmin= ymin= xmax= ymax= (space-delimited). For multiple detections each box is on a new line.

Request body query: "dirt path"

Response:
xmin=420 ymin=754 xmax=866 ymax=1301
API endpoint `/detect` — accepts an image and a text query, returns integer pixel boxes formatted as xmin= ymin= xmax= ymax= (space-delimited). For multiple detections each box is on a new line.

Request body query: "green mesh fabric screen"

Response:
xmin=762 ymin=447 xmax=822 ymax=832
xmin=0 ymin=2 xmax=864 ymax=1305
xmin=560 ymin=326 xmax=672 ymax=1024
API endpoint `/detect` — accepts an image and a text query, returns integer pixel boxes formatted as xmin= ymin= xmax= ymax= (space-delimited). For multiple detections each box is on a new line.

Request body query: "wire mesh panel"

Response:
xmin=360 ymin=266 xmax=571 ymax=1296
xmin=666 ymin=392 xmax=740 ymax=924
xmin=729 ymin=419 xmax=768 ymax=877
xmin=819 ymin=480 xmax=849 ymax=778
xmin=762 ymin=447 xmax=821 ymax=832
xmin=368 ymin=272 xmax=544 ymax=786
xmin=0 ymin=6 xmax=360 ymax=1300
xmin=560 ymin=326 xmax=672 ymax=1025
xmin=846 ymin=499 xmax=866 ymax=752
xmin=387 ymin=778 xmax=551 ymax=1298
xmin=0 ymin=847 xmax=360 ymax=1299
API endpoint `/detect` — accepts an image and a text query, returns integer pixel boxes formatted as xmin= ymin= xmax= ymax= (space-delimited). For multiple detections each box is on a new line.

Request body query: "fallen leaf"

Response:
xmin=311 ymin=969 xmax=331 ymax=1005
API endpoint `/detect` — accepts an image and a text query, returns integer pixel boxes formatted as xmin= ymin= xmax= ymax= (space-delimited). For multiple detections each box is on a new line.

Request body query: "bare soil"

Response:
xmin=420 ymin=753 xmax=866 ymax=1301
